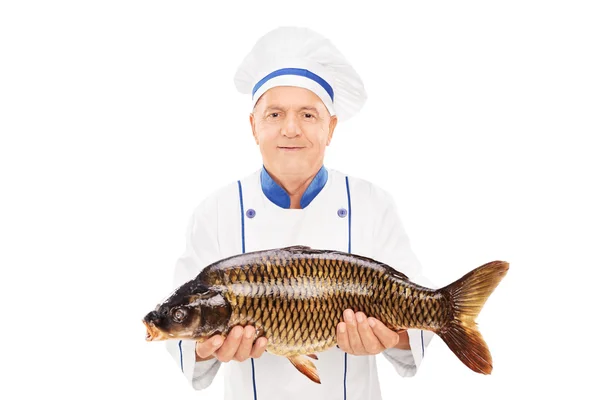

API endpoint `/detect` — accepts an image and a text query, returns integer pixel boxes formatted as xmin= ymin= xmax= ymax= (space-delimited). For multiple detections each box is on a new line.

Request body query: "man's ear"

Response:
xmin=327 ymin=115 xmax=338 ymax=145
xmin=249 ymin=113 xmax=259 ymax=144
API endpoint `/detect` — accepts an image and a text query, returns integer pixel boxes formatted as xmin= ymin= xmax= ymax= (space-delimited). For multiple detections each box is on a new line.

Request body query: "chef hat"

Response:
xmin=233 ymin=26 xmax=367 ymax=122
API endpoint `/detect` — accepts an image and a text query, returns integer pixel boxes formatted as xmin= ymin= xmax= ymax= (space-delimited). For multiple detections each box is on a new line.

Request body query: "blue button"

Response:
xmin=246 ymin=209 xmax=256 ymax=218
xmin=337 ymin=208 xmax=347 ymax=218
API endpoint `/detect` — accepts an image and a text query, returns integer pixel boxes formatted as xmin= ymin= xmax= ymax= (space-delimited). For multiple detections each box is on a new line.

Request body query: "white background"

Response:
xmin=1 ymin=1 xmax=599 ymax=399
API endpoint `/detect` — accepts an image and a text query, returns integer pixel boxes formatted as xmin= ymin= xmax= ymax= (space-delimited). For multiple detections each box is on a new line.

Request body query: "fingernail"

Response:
xmin=356 ymin=313 xmax=364 ymax=323
xmin=213 ymin=336 xmax=223 ymax=346
xmin=234 ymin=327 xmax=242 ymax=338
xmin=368 ymin=318 xmax=376 ymax=328
xmin=245 ymin=328 xmax=253 ymax=339
xmin=344 ymin=310 xmax=354 ymax=324
xmin=339 ymin=323 xmax=346 ymax=334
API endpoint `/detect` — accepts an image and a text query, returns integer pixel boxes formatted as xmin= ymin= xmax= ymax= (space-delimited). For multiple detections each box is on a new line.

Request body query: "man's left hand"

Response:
xmin=336 ymin=309 xmax=410 ymax=355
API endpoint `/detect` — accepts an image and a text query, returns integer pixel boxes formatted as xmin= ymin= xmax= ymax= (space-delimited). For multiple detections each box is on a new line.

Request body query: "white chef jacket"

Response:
xmin=166 ymin=166 xmax=434 ymax=400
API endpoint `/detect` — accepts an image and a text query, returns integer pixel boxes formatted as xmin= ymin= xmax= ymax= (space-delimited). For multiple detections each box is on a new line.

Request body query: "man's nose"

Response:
xmin=280 ymin=115 xmax=301 ymax=137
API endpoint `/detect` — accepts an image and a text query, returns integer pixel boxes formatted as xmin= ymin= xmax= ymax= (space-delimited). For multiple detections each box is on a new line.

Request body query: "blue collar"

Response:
xmin=260 ymin=166 xmax=328 ymax=209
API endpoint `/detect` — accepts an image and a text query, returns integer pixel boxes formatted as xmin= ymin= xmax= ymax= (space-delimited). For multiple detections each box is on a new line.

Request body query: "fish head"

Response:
xmin=143 ymin=281 xmax=231 ymax=342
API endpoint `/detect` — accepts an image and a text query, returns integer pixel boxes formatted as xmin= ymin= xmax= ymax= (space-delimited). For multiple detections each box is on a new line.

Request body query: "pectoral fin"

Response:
xmin=306 ymin=354 xmax=318 ymax=360
xmin=287 ymin=355 xmax=321 ymax=384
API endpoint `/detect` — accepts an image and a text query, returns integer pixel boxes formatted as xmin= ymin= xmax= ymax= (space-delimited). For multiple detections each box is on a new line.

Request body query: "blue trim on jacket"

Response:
xmin=343 ymin=176 xmax=352 ymax=400
xmin=238 ymin=180 xmax=257 ymax=400
xmin=260 ymin=165 xmax=328 ymax=209
xmin=178 ymin=340 xmax=183 ymax=372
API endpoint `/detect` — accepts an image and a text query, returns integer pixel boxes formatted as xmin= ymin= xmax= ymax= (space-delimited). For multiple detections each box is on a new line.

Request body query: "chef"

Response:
xmin=166 ymin=26 xmax=434 ymax=400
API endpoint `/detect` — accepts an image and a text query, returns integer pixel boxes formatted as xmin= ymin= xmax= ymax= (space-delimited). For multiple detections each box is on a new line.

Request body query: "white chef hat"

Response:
xmin=233 ymin=26 xmax=367 ymax=122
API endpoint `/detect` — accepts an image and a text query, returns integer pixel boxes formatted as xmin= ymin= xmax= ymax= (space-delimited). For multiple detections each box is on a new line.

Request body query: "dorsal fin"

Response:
xmin=281 ymin=245 xmax=312 ymax=252
xmin=390 ymin=267 xmax=410 ymax=281
xmin=377 ymin=263 xmax=410 ymax=281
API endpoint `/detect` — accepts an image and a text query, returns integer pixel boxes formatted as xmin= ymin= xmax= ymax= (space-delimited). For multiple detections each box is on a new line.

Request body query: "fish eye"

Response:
xmin=171 ymin=308 xmax=187 ymax=323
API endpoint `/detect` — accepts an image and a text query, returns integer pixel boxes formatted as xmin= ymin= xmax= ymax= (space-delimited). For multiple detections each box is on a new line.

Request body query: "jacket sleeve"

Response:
xmin=372 ymin=190 xmax=436 ymax=377
xmin=165 ymin=199 xmax=223 ymax=390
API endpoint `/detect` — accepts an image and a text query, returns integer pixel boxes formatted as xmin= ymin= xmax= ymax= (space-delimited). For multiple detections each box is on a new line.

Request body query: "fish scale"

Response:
xmin=221 ymin=249 xmax=433 ymax=356
xmin=144 ymin=245 xmax=509 ymax=380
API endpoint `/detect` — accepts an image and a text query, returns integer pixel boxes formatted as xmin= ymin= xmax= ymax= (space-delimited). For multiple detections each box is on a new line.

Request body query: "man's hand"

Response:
xmin=336 ymin=309 xmax=410 ymax=355
xmin=195 ymin=325 xmax=268 ymax=362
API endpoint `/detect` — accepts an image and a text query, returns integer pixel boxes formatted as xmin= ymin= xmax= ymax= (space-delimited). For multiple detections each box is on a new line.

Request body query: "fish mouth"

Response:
xmin=143 ymin=320 xmax=168 ymax=341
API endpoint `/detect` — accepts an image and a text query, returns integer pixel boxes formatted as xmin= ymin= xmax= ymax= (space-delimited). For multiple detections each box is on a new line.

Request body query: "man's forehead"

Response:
xmin=264 ymin=104 xmax=321 ymax=112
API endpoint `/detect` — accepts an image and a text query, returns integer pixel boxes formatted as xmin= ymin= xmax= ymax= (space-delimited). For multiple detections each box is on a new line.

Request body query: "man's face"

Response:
xmin=250 ymin=86 xmax=338 ymax=176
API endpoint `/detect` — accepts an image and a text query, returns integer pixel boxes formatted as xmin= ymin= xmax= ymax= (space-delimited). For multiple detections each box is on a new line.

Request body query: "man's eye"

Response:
xmin=304 ymin=114 xmax=314 ymax=119
xmin=269 ymin=113 xmax=279 ymax=118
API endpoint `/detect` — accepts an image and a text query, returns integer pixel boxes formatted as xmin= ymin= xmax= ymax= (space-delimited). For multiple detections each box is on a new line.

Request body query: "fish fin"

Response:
xmin=389 ymin=267 xmax=410 ymax=282
xmin=306 ymin=353 xmax=318 ymax=360
xmin=439 ymin=260 xmax=509 ymax=375
xmin=282 ymin=245 xmax=312 ymax=252
xmin=287 ymin=355 xmax=321 ymax=384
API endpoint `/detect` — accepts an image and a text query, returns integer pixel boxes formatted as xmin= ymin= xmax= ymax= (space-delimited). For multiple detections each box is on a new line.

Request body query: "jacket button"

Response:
xmin=246 ymin=209 xmax=256 ymax=218
xmin=337 ymin=208 xmax=348 ymax=218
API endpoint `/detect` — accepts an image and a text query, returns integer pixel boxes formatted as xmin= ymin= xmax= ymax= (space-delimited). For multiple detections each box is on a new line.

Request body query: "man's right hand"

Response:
xmin=195 ymin=325 xmax=268 ymax=362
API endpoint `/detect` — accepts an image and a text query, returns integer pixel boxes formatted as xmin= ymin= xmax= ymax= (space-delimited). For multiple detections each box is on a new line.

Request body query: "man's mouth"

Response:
xmin=278 ymin=146 xmax=304 ymax=151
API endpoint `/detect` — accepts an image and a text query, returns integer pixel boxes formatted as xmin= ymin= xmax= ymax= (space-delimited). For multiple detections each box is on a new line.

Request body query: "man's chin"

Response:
xmin=275 ymin=164 xmax=311 ymax=174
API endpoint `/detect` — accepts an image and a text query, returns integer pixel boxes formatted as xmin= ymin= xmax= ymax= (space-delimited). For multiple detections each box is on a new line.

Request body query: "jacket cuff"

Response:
xmin=174 ymin=340 xmax=222 ymax=390
xmin=192 ymin=357 xmax=222 ymax=390
xmin=382 ymin=346 xmax=417 ymax=377
xmin=383 ymin=329 xmax=432 ymax=377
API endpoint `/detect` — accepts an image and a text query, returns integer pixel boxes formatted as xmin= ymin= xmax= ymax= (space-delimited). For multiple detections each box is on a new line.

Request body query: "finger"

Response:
xmin=368 ymin=318 xmax=400 ymax=349
xmin=396 ymin=329 xmax=411 ymax=350
xmin=250 ymin=337 xmax=268 ymax=358
xmin=196 ymin=335 xmax=224 ymax=359
xmin=356 ymin=312 xmax=383 ymax=354
xmin=215 ymin=326 xmax=244 ymax=362
xmin=344 ymin=309 xmax=365 ymax=355
xmin=234 ymin=326 xmax=256 ymax=361
xmin=336 ymin=321 xmax=351 ymax=353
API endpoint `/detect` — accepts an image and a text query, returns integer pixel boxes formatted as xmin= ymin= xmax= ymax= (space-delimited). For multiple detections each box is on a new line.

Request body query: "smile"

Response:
xmin=278 ymin=147 xmax=305 ymax=151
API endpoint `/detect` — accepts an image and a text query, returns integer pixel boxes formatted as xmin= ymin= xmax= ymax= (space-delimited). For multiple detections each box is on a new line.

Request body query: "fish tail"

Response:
xmin=437 ymin=260 xmax=509 ymax=374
